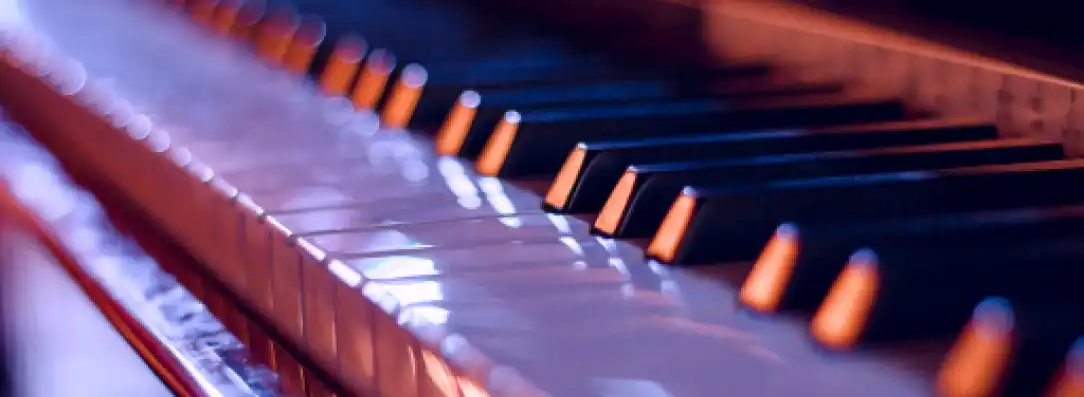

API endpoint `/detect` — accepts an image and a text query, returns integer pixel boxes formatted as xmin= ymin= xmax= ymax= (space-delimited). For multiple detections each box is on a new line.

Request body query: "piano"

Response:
xmin=3 ymin=0 xmax=1084 ymax=396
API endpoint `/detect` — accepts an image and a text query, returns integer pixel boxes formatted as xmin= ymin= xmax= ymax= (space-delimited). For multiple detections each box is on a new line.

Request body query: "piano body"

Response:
xmin=3 ymin=0 xmax=1084 ymax=396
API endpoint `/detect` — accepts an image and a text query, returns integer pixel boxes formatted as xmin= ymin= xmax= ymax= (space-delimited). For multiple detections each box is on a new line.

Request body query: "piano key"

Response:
xmin=210 ymin=0 xmax=241 ymax=36
xmin=553 ymin=120 xmax=1009 ymax=214
xmin=434 ymin=90 xmax=482 ymax=156
xmin=646 ymin=159 xmax=1084 ymax=265
xmin=399 ymin=300 xmax=677 ymax=341
xmin=187 ymin=0 xmax=217 ymax=25
xmin=229 ymin=0 xmax=265 ymax=42
xmin=590 ymin=119 xmax=999 ymax=234
xmin=215 ymin=152 xmax=543 ymax=215
xmin=374 ymin=38 xmax=595 ymax=70
xmin=473 ymin=74 xmax=829 ymax=109
xmin=937 ymin=298 xmax=1084 ymax=397
xmin=1041 ymin=337 xmax=1084 ymax=397
xmin=339 ymin=236 xmax=613 ymax=279
xmin=609 ymin=138 xmax=1061 ymax=238
xmin=216 ymin=157 xmax=427 ymax=191
xmin=476 ymin=96 xmax=907 ymax=177
xmin=293 ymin=2 xmax=576 ymax=63
xmin=282 ymin=15 xmax=325 ymax=75
xmin=413 ymin=63 xmax=786 ymax=131
xmin=253 ymin=8 xmax=299 ymax=66
xmin=254 ymin=183 xmax=541 ymax=227
xmin=371 ymin=266 xmax=629 ymax=307
xmin=417 ymin=55 xmax=620 ymax=87
xmin=415 ymin=57 xmax=767 ymax=90
xmin=291 ymin=213 xmax=588 ymax=253
xmin=381 ymin=63 xmax=427 ymax=128
xmin=350 ymin=49 xmax=395 ymax=110
xmin=433 ymin=78 xmax=847 ymax=158
xmin=741 ymin=204 xmax=1084 ymax=314
xmin=318 ymin=35 xmax=365 ymax=97
xmin=809 ymin=239 xmax=1084 ymax=349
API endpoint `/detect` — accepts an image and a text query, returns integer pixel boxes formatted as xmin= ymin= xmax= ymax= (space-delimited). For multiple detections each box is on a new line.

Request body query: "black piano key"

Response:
xmin=554 ymin=119 xmax=1006 ymax=214
xmin=421 ymin=59 xmax=768 ymax=88
xmin=351 ymin=49 xmax=397 ymax=111
xmin=476 ymin=96 xmax=906 ymax=177
xmin=282 ymin=15 xmax=326 ymax=75
xmin=252 ymin=3 xmax=298 ymax=64
xmin=381 ymin=64 xmax=430 ymax=128
xmin=645 ymin=159 xmax=1084 ymax=265
xmin=591 ymin=119 xmax=1000 ymax=235
xmin=316 ymin=35 xmax=366 ymax=97
xmin=1037 ymin=336 xmax=1084 ymax=397
xmin=230 ymin=0 xmax=266 ymax=42
xmin=414 ymin=63 xmax=780 ymax=129
xmin=435 ymin=77 xmax=841 ymax=158
xmin=284 ymin=0 xmax=540 ymax=56
xmin=186 ymin=0 xmax=218 ymax=22
xmin=410 ymin=59 xmax=617 ymax=108
xmin=809 ymin=242 xmax=1084 ymax=348
xmin=936 ymin=299 xmax=1084 ymax=397
xmin=430 ymin=78 xmax=845 ymax=156
xmin=413 ymin=55 xmax=684 ymax=108
xmin=381 ymin=35 xmax=594 ymax=64
xmin=208 ymin=0 xmax=242 ymax=35
xmin=312 ymin=33 xmax=589 ymax=81
xmin=613 ymin=138 xmax=1061 ymax=240
xmin=741 ymin=204 xmax=1084 ymax=314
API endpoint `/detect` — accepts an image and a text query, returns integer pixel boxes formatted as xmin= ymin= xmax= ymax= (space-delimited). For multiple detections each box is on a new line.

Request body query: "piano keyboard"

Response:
xmin=5 ymin=0 xmax=1084 ymax=396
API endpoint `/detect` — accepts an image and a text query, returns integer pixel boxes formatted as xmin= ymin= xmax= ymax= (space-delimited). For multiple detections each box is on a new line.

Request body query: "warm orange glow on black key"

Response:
xmin=544 ymin=146 xmax=587 ymax=211
xmin=1046 ymin=339 xmax=1084 ymax=397
xmin=188 ymin=0 xmax=218 ymax=25
xmin=810 ymin=249 xmax=880 ymax=350
xmin=381 ymin=64 xmax=428 ymax=128
xmin=740 ymin=223 xmax=800 ymax=313
xmin=593 ymin=170 xmax=638 ymax=235
xmin=254 ymin=11 xmax=298 ymax=65
xmin=351 ymin=49 xmax=395 ymax=110
xmin=319 ymin=36 xmax=366 ymax=97
xmin=645 ymin=191 xmax=698 ymax=263
xmin=210 ymin=0 xmax=242 ymax=36
xmin=282 ymin=16 xmax=325 ymax=75
xmin=230 ymin=1 xmax=265 ymax=43
xmin=937 ymin=298 xmax=1016 ymax=397
xmin=475 ymin=111 xmax=521 ymax=176
xmin=435 ymin=91 xmax=481 ymax=156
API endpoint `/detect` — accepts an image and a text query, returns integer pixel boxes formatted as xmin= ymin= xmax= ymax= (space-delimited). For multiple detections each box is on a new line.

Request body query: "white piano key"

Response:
xmin=364 ymin=283 xmax=421 ymax=397
xmin=266 ymin=218 xmax=304 ymax=344
xmin=297 ymin=238 xmax=339 ymax=376
xmin=295 ymin=214 xmax=588 ymax=255
xmin=334 ymin=266 xmax=377 ymax=393
xmin=238 ymin=194 xmax=275 ymax=318
xmin=204 ymin=177 xmax=245 ymax=291
xmin=178 ymin=160 xmax=215 ymax=259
